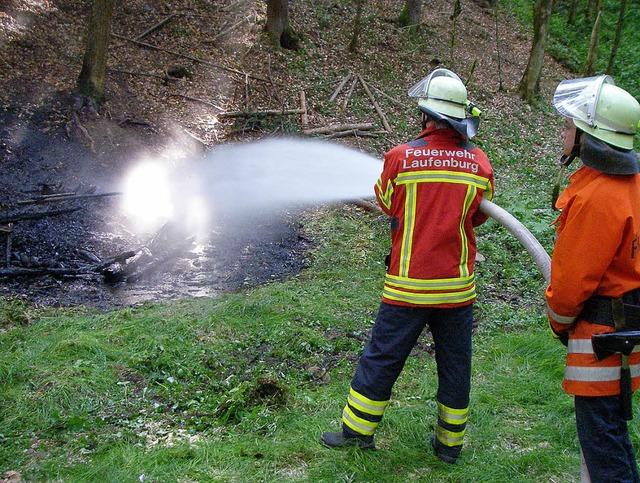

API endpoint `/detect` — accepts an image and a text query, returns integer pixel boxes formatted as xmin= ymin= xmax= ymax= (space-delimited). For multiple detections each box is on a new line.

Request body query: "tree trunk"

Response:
xmin=605 ymin=0 xmax=627 ymax=74
xmin=517 ymin=0 xmax=554 ymax=103
xmin=399 ymin=0 xmax=423 ymax=28
xmin=265 ymin=0 xmax=300 ymax=50
xmin=567 ymin=0 xmax=579 ymax=25
xmin=583 ymin=0 xmax=603 ymax=76
xmin=77 ymin=0 xmax=116 ymax=103
xmin=348 ymin=0 xmax=364 ymax=53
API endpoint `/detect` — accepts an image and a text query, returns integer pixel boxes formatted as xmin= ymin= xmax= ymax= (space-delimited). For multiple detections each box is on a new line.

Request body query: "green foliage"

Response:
xmin=505 ymin=0 xmax=640 ymax=98
xmin=3 ymin=1 xmax=640 ymax=481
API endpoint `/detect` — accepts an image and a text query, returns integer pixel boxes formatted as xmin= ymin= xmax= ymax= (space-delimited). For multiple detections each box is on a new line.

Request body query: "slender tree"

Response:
xmin=398 ymin=0 xmax=423 ymax=32
xmin=567 ymin=0 xmax=580 ymax=25
xmin=348 ymin=0 xmax=365 ymax=52
xmin=517 ymin=0 xmax=554 ymax=103
xmin=449 ymin=0 xmax=462 ymax=65
xmin=77 ymin=0 xmax=116 ymax=103
xmin=606 ymin=0 xmax=627 ymax=74
xmin=265 ymin=0 xmax=301 ymax=50
xmin=582 ymin=0 xmax=603 ymax=76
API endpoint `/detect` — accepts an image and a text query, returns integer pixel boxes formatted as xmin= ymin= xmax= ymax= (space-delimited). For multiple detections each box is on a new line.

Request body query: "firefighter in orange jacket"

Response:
xmin=320 ymin=68 xmax=494 ymax=464
xmin=547 ymin=75 xmax=640 ymax=482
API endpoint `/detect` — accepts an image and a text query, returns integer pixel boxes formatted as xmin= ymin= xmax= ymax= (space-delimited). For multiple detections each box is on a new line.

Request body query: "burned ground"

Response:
xmin=0 ymin=0 xmax=556 ymax=310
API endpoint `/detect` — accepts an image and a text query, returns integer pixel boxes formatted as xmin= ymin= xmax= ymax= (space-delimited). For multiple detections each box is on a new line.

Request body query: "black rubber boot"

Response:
xmin=320 ymin=431 xmax=375 ymax=450
xmin=431 ymin=435 xmax=458 ymax=464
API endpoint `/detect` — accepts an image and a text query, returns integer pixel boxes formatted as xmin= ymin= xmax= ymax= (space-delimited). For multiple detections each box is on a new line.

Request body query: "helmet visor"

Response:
xmin=552 ymin=75 xmax=614 ymax=127
xmin=407 ymin=68 xmax=463 ymax=98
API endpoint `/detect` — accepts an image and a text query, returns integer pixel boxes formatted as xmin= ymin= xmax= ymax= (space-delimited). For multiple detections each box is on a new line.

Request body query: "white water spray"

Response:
xmin=121 ymin=137 xmax=383 ymax=233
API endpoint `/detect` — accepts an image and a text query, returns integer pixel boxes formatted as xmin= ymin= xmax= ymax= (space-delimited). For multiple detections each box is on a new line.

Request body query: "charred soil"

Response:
xmin=0 ymin=0 xmax=559 ymax=310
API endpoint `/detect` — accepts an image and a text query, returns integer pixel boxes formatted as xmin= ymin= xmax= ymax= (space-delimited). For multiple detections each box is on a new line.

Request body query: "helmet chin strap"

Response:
xmin=552 ymin=130 xmax=583 ymax=209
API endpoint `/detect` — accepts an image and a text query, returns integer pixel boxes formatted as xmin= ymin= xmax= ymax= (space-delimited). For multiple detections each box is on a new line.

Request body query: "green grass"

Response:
xmin=4 ymin=1 xmax=640 ymax=481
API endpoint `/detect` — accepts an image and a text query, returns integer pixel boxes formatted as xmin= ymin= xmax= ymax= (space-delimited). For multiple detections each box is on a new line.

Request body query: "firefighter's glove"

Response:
xmin=549 ymin=323 xmax=569 ymax=347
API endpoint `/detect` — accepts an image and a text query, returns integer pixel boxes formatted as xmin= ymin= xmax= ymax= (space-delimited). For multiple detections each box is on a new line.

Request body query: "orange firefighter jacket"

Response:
xmin=374 ymin=126 xmax=494 ymax=308
xmin=546 ymin=166 xmax=640 ymax=396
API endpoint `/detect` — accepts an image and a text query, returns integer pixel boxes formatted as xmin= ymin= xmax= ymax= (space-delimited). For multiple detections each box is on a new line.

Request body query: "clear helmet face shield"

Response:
xmin=552 ymin=74 xmax=614 ymax=128
xmin=407 ymin=68 xmax=464 ymax=98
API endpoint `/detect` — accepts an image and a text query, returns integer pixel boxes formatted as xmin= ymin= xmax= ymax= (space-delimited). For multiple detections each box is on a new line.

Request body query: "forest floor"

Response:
xmin=0 ymin=0 xmax=565 ymax=310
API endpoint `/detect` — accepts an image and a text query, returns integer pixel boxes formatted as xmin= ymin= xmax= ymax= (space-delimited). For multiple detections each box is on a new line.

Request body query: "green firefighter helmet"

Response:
xmin=553 ymin=75 xmax=640 ymax=149
xmin=408 ymin=68 xmax=480 ymax=138
xmin=408 ymin=68 xmax=468 ymax=119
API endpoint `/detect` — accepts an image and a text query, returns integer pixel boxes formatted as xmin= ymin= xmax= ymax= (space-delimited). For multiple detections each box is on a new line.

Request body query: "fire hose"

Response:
xmin=478 ymin=198 xmax=551 ymax=283
xmin=480 ymin=197 xmax=637 ymax=482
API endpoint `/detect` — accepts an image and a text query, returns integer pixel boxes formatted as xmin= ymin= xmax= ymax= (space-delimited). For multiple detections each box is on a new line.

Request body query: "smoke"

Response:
xmin=121 ymin=137 xmax=383 ymax=235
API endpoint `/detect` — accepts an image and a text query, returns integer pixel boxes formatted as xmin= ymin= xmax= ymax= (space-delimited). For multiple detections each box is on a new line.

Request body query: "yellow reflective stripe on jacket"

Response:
xmin=396 ymin=170 xmax=491 ymax=190
xmin=376 ymin=177 xmax=393 ymax=211
xmin=458 ymin=185 xmax=476 ymax=278
xmin=399 ymin=183 xmax=417 ymax=277
xmin=436 ymin=426 xmax=465 ymax=447
xmin=347 ymin=387 xmax=389 ymax=416
xmin=385 ymin=273 xmax=475 ymax=290
xmin=382 ymin=283 xmax=476 ymax=305
xmin=342 ymin=405 xmax=378 ymax=436
xmin=437 ymin=401 xmax=469 ymax=425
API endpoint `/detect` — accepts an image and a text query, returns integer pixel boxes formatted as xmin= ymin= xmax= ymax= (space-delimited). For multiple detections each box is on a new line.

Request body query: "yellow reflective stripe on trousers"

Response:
xmin=376 ymin=177 xmax=393 ymax=211
xmin=382 ymin=284 xmax=476 ymax=305
xmin=342 ymin=405 xmax=377 ymax=436
xmin=347 ymin=387 xmax=389 ymax=416
xmin=436 ymin=426 xmax=465 ymax=447
xmin=437 ymin=401 xmax=469 ymax=425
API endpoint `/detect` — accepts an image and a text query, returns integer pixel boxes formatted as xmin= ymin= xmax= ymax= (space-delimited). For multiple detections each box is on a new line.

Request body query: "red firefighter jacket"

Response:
xmin=374 ymin=126 xmax=494 ymax=308
xmin=546 ymin=166 xmax=640 ymax=396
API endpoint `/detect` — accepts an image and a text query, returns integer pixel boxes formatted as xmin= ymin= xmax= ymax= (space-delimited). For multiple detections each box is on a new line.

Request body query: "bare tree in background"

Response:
xmin=265 ymin=0 xmax=301 ymax=50
xmin=77 ymin=0 xmax=116 ymax=103
xmin=517 ymin=0 xmax=554 ymax=103
xmin=399 ymin=0 xmax=423 ymax=32
xmin=348 ymin=0 xmax=365 ymax=52
xmin=582 ymin=0 xmax=603 ymax=76
xmin=606 ymin=0 xmax=627 ymax=74
xmin=567 ymin=0 xmax=580 ymax=25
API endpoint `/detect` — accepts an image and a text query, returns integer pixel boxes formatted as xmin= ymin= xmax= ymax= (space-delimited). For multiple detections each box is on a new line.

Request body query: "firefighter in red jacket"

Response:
xmin=320 ymin=68 xmax=494 ymax=464
xmin=547 ymin=75 xmax=640 ymax=482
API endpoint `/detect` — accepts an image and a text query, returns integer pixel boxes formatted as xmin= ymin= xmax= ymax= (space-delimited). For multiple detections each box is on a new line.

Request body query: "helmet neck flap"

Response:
xmin=580 ymin=133 xmax=639 ymax=175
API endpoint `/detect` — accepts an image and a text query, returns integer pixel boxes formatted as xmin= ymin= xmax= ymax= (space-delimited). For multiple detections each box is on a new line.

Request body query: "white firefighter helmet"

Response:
xmin=408 ymin=68 xmax=479 ymax=138
xmin=553 ymin=75 xmax=640 ymax=149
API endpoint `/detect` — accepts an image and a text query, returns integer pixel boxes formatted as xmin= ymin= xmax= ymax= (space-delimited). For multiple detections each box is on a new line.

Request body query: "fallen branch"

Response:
xmin=323 ymin=129 xmax=380 ymax=139
xmin=329 ymin=72 xmax=352 ymax=102
xmin=111 ymin=33 xmax=274 ymax=84
xmin=214 ymin=17 xmax=249 ymax=41
xmin=299 ymin=91 xmax=309 ymax=129
xmin=134 ymin=13 xmax=177 ymax=41
xmin=343 ymin=76 xmax=358 ymax=108
xmin=357 ymin=74 xmax=392 ymax=132
xmin=0 ymin=208 xmax=80 ymax=224
xmin=18 ymin=192 xmax=122 ymax=205
xmin=303 ymin=122 xmax=375 ymax=135
xmin=170 ymin=94 xmax=224 ymax=112
xmin=347 ymin=199 xmax=384 ymax=214
xmin=218 ymin=108 xmax=305 ymax=118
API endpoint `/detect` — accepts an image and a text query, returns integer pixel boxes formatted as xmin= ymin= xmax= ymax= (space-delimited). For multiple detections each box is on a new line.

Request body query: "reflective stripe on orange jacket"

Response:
xmin=375 ymin=126 xmax=494 ymax=308
xmin=546 ymin=166 xmax=640 ymax=396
